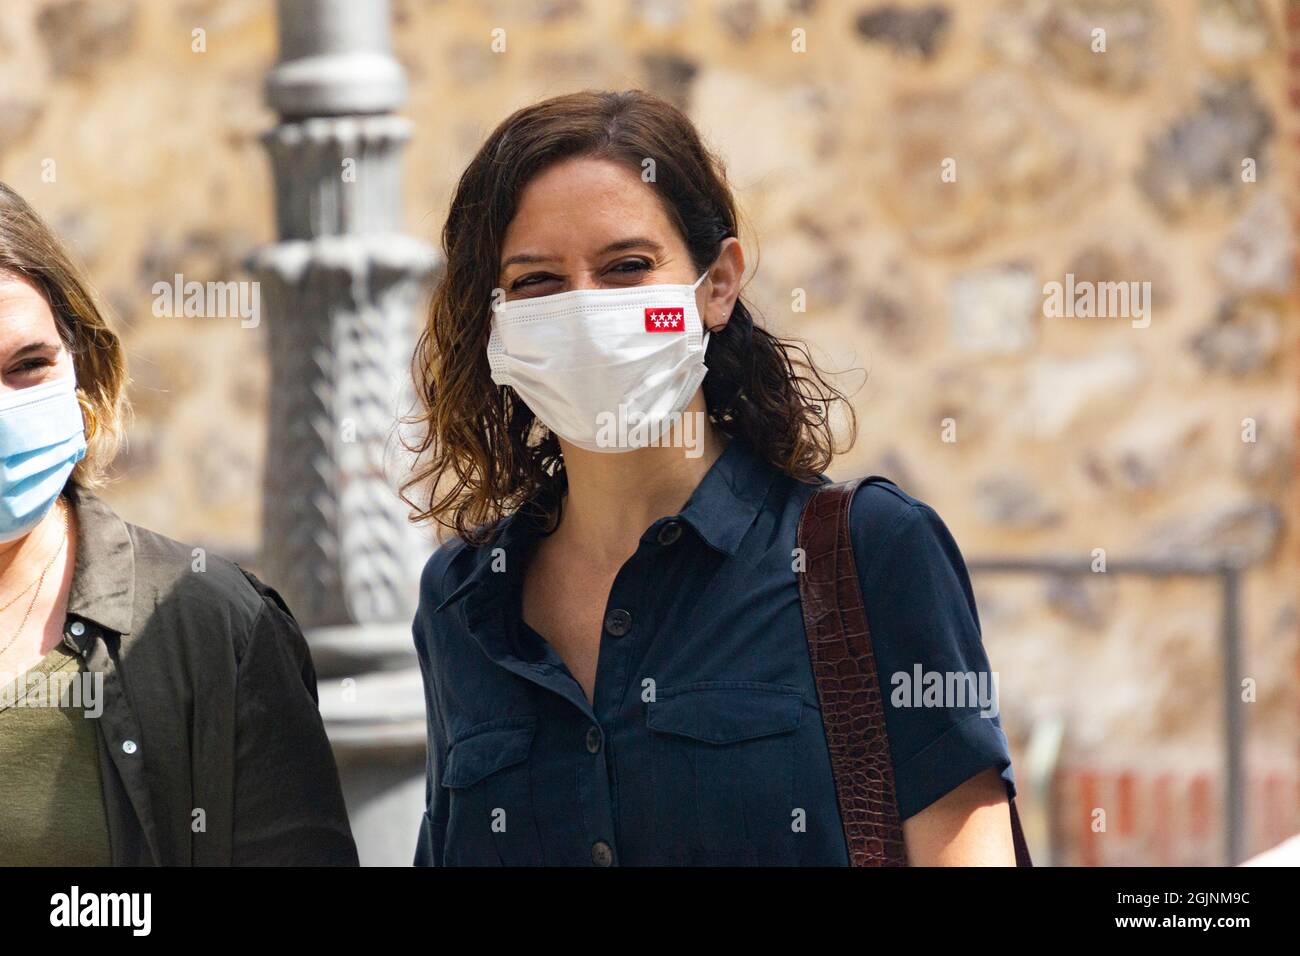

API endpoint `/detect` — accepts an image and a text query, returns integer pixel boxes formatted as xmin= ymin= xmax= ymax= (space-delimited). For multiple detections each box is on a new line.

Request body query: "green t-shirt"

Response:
xmin=0 ymin=643 xmax=112 ymax=866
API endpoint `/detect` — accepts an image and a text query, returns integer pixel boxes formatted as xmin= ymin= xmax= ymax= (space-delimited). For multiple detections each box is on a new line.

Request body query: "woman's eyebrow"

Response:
xmin=596 ymin=237 xmax=664 ymax=257
xmin=500 ymin=251 xmax=556 ymax=269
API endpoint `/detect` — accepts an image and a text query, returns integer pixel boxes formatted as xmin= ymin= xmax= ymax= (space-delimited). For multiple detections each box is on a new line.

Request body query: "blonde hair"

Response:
xmin=0 ymin=181 xmax=130 ymax=487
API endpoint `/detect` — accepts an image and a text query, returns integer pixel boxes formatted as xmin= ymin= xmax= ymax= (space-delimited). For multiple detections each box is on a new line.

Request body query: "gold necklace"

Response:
xmin=0 ymin=575 xmax=39 ymax=613
xmin=0 ymin=500 xmax=70 ymax=662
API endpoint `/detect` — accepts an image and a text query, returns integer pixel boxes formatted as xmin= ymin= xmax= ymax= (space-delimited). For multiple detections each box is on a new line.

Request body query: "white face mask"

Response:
xmin=487 ymin=272 xmax=711 ymax=452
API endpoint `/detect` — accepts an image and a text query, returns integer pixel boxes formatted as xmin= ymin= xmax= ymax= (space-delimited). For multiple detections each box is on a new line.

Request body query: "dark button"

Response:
xmin=585 ymin=726 xmax=602 ymax=754
xmin=656 ymin=521 xmax=683 ymax=546
xmin=591 ymin=840 xmax=614 ymax=867
xmin=604 ymin=609 xmax=632 ymax=637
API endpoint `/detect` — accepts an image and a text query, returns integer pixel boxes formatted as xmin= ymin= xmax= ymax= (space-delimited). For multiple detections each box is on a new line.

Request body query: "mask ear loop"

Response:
xmin=690 ymin=270 xmax=712 ymax=353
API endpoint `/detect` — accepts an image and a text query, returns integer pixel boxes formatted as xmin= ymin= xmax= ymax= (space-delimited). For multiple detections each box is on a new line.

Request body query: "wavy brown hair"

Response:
xmin=402 ymin=89 xmax=856 ymax=545
xmin=0 ymin=181 xmax=129 ymax=488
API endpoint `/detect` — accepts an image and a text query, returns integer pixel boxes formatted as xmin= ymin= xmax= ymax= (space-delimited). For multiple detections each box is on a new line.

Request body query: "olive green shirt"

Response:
xmin=0 ymin=642 xmax=111 ymax=865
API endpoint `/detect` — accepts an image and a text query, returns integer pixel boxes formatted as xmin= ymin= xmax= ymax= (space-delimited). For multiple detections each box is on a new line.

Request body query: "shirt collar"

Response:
xmin=63 ymin=483 xmax=136 ymax=642
xmin=672 ymin=434 xmax=777 ymax=557
xmin=437 ymin=432 xmax=778 ymax=618
xmin=433 ymin=507 xmax=536 ymax=615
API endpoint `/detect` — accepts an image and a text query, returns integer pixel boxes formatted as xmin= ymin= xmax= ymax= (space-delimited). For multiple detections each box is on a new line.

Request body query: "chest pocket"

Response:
xmin=441 ymin=716 xmax=543 ymax=865
xmin=645 ymin=682 xmax=804 ymax=865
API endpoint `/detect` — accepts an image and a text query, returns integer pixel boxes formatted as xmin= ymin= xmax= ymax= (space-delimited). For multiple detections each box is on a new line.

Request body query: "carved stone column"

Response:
xmin=246 ymin=0 xmax=437 ymax=866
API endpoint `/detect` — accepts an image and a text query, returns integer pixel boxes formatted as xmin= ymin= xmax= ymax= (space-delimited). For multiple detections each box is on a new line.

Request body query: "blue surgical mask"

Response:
xmin=0 ymin=375 xmax=87 ymax=543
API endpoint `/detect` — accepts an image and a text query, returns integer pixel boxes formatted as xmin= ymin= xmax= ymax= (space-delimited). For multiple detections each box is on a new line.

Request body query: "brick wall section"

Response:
xmin=1056 ymin=767 xmax=1299 ymax=866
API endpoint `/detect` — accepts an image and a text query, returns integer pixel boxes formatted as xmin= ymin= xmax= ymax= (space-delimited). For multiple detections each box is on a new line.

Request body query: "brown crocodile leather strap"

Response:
xmin=797 ymin=476 xmax=908 ymax=866
xmin=797 ymin=477 xmax=1033 ymax=867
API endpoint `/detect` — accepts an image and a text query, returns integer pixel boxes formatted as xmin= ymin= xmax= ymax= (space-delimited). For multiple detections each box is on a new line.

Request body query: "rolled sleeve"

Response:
xmin=892 ymin=711 xmax=1014 ymax=820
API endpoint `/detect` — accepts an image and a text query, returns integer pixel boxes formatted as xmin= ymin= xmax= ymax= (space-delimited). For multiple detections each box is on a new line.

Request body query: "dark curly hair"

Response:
xmin=401 ymin=89 xmax=856 ymax=544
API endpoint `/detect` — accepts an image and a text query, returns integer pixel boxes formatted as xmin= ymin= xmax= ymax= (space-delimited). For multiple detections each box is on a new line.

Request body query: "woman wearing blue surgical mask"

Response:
xmin=0 ymin=181 xmax=357 ymax=866
xmin=403 ymin=91 xmax=1027 ymax=867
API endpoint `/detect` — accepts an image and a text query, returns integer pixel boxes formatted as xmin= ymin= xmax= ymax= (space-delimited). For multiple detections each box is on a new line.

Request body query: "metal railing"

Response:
xmin=967 ymin=554 xmax=1251 ymax=865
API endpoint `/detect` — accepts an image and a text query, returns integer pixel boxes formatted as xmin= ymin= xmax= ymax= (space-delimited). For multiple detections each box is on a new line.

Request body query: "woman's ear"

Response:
xmin=702 ymin=237 xmax=744 ymax=333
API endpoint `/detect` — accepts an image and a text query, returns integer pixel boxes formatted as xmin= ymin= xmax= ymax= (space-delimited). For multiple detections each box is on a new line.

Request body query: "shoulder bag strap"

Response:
xmin=796 ymin=477 xmax=1033 ymax=867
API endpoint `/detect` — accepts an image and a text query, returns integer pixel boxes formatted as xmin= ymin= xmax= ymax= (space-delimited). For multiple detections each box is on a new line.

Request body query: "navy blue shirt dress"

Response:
xmin=412 ymin=435 xmax=1015 ymax=866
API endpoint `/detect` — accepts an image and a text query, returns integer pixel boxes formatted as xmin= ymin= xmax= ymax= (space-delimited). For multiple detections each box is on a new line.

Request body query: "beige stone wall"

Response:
xmin=1 ymin=0 xmax=1294 ymax=804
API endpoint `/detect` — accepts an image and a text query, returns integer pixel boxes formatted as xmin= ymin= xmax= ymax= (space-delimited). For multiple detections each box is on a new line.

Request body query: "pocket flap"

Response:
xmin=646 ymin=683 xmax=803 ymax=744
xmin=442 ymin=719 xmax=536 ymax=789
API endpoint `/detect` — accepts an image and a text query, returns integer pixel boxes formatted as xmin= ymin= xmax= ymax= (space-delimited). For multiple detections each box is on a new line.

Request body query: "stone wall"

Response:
xmin=1 ymin=0 xmax=1295 ymax=854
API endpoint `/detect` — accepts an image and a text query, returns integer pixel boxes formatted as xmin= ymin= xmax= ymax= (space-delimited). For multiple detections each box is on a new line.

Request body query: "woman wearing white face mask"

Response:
xmin=405 ymin=90 xmax=1029 ymax=867
xmin=0 ymin=181 xmax=357 ymax=865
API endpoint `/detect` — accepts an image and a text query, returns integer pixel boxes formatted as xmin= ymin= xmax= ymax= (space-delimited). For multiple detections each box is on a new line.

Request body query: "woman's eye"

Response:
xmin=506 ymin=259 xmax=652 ymax=293
xmin=609 ymin=258 xmax=651 ymax=276
xmin=509 ymin=273 xmax=554 ymax=291
xmin=9 ymin=358 xmax=53 ymax=376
